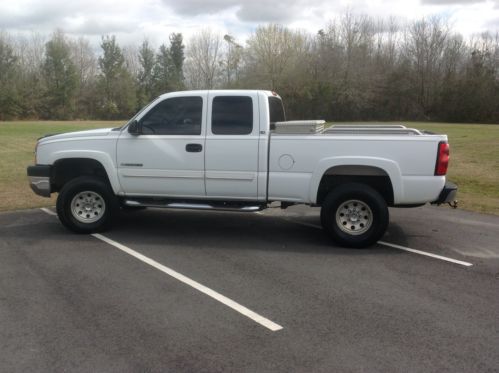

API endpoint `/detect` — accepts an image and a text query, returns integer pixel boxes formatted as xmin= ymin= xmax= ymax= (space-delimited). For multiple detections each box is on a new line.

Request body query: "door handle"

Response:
xmin=186 ymin=143 xmax=203 ymax=152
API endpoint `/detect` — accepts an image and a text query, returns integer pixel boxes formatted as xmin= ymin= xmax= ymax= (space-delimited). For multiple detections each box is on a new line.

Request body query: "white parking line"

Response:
xmin=283 ymin=218 xmax=473 ymax=267
xmin=377 ymin=241 xmax=473 ymax=267
xmin=40 ymin=207 xmax=57 ymax=216
xmin=92 ymin=234 xmax=283 ymax=331
xmin=39 ymin=208 xmax=283 ymax=332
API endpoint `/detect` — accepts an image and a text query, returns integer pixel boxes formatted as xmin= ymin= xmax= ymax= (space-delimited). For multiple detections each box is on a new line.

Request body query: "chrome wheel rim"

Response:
xmin=70 ymin=191 xmax=106 ymax=223
xmin=335 ymin=199 xmax=372 ymax=235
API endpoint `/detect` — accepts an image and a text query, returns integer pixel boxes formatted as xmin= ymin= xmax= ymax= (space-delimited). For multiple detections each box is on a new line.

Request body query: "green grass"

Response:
xmin=0 ymin=121 xmax=122 ymax=211
xmin=408 ymin=122 xmax=499 ymax=215
xmin=1 ymin=121 xmax=498 ymax=215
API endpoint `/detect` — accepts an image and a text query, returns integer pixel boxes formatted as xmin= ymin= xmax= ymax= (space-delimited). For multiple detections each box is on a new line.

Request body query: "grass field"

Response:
xmin=0 ymin=121 xmax=122 ymax=212
xmin=1 ymin=121 xmax=498 ymax=215
xmin=412 ymin=122 xmax=499 ymax=215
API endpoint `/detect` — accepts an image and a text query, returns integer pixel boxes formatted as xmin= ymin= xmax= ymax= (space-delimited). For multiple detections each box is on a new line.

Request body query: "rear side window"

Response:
xmin=141 ymin=96 xmax=202 ymax=135
xmin=212 ymin=96 xmax=253 ymax=135
xmin=269 ymin=97 xmax=286 ymax=129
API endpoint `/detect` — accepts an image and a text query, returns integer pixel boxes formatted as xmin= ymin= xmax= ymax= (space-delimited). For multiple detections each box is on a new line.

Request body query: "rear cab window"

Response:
xmin=211 ymin=96 xmax=253 ymax=135
xmin=268 ymin=96 xmax=286 ymax=130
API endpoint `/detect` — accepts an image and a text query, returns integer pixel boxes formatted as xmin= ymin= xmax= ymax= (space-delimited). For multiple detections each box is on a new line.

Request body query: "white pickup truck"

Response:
xmin=27 ymin=90 xmax=456 ymax=247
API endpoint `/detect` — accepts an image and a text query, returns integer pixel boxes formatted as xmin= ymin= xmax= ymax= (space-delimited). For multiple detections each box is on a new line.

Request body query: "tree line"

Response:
xmin=0 ymin=14 xmax=498 ymax=123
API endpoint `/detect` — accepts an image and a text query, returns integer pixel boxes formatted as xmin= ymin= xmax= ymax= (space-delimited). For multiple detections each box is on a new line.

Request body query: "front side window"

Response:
xmin=140 ymin=96 xmax=203 ymax=135
xmin=212 ymin=96 xmax=253 ymax=135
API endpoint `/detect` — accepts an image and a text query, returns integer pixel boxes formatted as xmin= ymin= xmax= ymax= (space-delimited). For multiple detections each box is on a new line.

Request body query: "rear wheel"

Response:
xmin=321 ymin=183 xmax=389 ymax=248
xmin=56 ymin=176 xmax=118 ymax=233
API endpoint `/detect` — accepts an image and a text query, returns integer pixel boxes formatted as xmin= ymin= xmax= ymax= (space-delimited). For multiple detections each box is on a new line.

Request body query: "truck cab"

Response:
xmin=117 ymin=90 xmax=280 ymax=201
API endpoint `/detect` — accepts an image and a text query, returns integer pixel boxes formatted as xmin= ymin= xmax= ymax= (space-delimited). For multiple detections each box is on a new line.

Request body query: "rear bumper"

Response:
xmin=431 ymin=181 xmax=457 ymax=205
xmin=27 ymin=165 xmax=52 ymax=198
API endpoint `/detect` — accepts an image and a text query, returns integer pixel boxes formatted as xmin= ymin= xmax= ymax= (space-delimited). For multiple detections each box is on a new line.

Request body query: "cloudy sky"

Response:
xmin=1 ymin=0 xmax=498 ymax=47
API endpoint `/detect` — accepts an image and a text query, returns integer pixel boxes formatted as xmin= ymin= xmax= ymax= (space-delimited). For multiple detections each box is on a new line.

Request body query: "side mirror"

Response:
xmin=128 ymin=119 xmax=141 ymax=135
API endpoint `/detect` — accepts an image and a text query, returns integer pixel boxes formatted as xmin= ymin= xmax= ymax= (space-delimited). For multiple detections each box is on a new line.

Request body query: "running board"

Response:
xmin=123 ymin=199 xmax=265 ymax=212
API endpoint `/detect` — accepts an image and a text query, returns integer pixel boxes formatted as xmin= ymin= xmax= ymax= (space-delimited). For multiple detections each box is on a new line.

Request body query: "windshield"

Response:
xmin=115 ymin=97 xmax=161 ymax=131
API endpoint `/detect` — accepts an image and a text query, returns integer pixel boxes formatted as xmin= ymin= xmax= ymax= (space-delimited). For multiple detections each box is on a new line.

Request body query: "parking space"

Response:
xmin=1 ymin=206 xmax=498 ymax=372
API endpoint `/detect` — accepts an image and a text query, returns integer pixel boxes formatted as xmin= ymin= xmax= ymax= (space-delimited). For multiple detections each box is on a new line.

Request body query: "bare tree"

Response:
xmin=404 ymin=17 xmax=449 ymax=117
xmin=15 ymin=32 xmax=46 ymax=75
xmin=0 ymin=32 xmax=20 ymax=119
xmin=70 ymin=37 xmax=97 ymax=87
xmin=185 ymin=29 xmax=221 ymax=89
xmin=122 ymin=44 xmax=141 ymax=78
xmin=220 ymin=34 xmax=243 ymax=87
xmin=69 ymin=37 xmax=98 ymax=117
xmin=13 ymin=32 xmax=46 ymax=117
xmin=245 ymin=24 xmax=307 ymax=90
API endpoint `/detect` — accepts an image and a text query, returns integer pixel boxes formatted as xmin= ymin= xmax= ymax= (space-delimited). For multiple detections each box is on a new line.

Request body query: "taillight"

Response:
xmin=435 ymin=142 xmax=449 ymax=176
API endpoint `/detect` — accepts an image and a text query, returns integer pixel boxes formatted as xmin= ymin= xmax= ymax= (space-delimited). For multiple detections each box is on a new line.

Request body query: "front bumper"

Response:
xmin=27 ymin=165 xmax=52 ymax=198
xmin=431 ymin=181 xmax=458 ymax=205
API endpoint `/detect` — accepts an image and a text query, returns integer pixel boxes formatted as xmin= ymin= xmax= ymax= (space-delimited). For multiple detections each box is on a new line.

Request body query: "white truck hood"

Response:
xmin=39 ymin=128 xmax=116 ymax=144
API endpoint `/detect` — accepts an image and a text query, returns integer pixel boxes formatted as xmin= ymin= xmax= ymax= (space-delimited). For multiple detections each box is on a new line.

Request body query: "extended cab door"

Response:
xmin=205 ymin=92 xmax=260 ymax=199
xmin=117 ymin=93 xmax=207 ymax=197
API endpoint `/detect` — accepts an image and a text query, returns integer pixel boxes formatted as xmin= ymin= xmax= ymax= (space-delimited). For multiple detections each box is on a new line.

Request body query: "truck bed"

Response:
xmin=268 ymin=125 xmax=447 ymax=205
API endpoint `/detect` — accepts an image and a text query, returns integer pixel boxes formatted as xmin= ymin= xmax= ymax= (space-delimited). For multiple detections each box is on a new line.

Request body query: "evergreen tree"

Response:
xmin=152 ymin=43 xmax=173 ymax=95
xmin=169 ymin=33 xmax=185 ymax=90
xmin=98 ymin=35 xmax=136 ymax=118
xmin=152 ymin=33 xmax=186 ymax=95
xmin=137 ymin=40 xmax=156 ymax=106
xmin=0 ymin=36 xmax=20 ymax=119
xmin=42 ymin=31 xmax=78 ymax=119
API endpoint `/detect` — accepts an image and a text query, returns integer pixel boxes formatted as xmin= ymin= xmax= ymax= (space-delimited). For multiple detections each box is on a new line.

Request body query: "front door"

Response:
xmin=117 ymin=94 xmax=207 ymax=197
xmin=205 ymin=92 xmax=260 ymax=200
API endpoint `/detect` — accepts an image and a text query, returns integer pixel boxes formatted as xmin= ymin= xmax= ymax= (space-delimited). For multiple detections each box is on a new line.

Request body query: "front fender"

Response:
xmin=308 ymin=156 xmax=403 ymax=204
xmin=49 ymin=150 xmax=121 ymax=194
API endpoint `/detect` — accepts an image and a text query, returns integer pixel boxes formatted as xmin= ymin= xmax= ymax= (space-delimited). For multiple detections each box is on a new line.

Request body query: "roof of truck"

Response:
xmin=158 ymin=90 xmax=280 ymax=98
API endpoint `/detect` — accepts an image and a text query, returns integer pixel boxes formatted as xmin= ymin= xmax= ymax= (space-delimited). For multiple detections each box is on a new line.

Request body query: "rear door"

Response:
xmin=205 ymin=92 xmax=260 ymax=199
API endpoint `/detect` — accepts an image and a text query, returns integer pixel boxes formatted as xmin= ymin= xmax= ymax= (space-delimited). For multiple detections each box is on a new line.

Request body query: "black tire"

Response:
xmin=320 ymin=183 xmax=389 ymax=248
xmin=56 ymin=176 xmax=118 ymax=233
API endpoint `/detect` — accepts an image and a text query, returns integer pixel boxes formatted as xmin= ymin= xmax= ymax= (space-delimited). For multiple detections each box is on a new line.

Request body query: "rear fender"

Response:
xmin=309 ymin=156 xmax=403 ymax=204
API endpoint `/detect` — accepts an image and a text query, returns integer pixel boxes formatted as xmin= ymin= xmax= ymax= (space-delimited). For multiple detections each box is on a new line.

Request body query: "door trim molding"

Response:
xmin=205 ymin=171 xmax=255 ymax=181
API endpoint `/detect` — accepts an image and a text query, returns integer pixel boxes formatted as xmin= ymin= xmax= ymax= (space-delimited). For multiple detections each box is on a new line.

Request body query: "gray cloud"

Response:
xmin=237 ymin=3 xmax=301 ymax=22
xmin=485 ymin=15 xmax=499 ymax=28
xmin=0 ymin=0 xmax=497 ymax=48
xmin=0 ymin=2 xmax=76 ymax=29
xmin=0 ymin=0 xmax=141 ymax=37
xmin=421 ymin=0 xmax=486 ymax=4
xmin=65 ymin=18 xmax=136 ymax=35
xmin=160 ymin=0 xmax=239 ymax=16
xmin=161 ymin=0 xmax=313 ymax=22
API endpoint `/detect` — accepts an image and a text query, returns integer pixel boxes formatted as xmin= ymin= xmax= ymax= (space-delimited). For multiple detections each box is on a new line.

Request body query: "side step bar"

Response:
xmin=123 ymin=199 xmax=265 ymax=212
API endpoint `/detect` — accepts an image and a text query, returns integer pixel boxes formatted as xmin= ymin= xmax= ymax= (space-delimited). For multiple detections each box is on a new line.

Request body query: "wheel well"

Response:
xmin=316 ymin=165 xmax=394 ymax=206
xmin=51 ymin=158 xmax=110 ymax=192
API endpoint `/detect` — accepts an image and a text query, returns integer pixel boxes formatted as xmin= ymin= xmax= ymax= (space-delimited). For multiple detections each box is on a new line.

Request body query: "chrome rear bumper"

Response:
xmin=431 ymin=181 xmax=458 ymax=205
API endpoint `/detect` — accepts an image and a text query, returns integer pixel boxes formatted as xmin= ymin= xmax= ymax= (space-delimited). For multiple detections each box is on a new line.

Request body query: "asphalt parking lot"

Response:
xmin=1 ymin=205 xmax=498 ymax=372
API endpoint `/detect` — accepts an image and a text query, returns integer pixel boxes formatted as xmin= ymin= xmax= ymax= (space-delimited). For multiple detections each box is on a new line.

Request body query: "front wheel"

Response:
xmin=56 ymin=176 xmax=118 ymax=233
xmin=320 ymin=183 xmax=389 ymax=248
